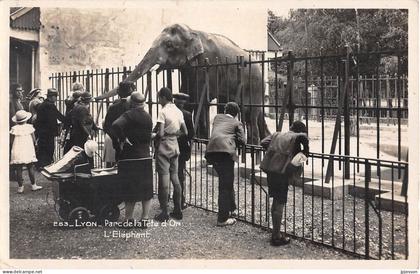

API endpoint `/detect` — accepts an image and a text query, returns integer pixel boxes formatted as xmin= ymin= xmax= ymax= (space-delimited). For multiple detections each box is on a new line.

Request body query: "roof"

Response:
xmin=268 ymin=31 xmax=282 ymax=51
xmin=10 ymin=7 xmax=40 ymax=31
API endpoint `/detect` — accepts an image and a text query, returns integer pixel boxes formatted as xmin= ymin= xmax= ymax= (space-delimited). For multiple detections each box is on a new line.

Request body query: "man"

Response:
xmin=35 ymin=88 xmax=65 ymax=168
xmin=173 ymin=93 xmax=194 ymax=209
xmin=260 ymin=120 xmax=309 ymax=246
xmin=69 ymin=92 xmax=98 ymax=150
xmin=205 ymin=102 xmax=245 ymax=226
xmin=103 ymin=81 xmax=135 ymax=165
xmin=9 ymin=83 xmax=24 ymax=129
xmin=154 ymin=87 xmax=188 ymax=222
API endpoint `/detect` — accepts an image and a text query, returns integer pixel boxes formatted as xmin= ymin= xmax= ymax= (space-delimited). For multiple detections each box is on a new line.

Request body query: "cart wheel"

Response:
xmin=98 ymin=204 xmax=120 ymax=223
xmin=68 ymin=207 xmax=89 ymax=225
xmin=58 ymin=203 xmax=71 ymax=221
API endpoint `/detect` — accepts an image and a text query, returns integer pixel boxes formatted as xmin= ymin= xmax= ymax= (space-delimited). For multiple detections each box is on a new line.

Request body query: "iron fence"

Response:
xmin=49 ymin=47 xmax=409 ymax=259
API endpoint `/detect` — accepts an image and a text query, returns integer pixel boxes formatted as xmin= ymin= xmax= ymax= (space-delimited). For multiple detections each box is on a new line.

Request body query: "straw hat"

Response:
xmin=84 ymin=140 xmax=98 ymax=158
xmin=12 ymin=110 xmax=32 ymax=124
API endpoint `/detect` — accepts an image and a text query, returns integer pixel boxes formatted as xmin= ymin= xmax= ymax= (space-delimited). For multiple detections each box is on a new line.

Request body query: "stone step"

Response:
xmin=303 ymin=179 xmax=350 ymax=200
xmin=374 ymin=192 xmax=408 ymax=214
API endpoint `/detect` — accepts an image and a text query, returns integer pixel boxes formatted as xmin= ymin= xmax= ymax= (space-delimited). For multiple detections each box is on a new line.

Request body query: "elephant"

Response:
xmin=96 ymin=23 xmax=270 ymax=144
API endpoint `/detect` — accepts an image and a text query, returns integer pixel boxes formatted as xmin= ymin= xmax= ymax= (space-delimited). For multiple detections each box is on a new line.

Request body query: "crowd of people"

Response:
xmin=9 ymin=81 xmax=309 ymax=246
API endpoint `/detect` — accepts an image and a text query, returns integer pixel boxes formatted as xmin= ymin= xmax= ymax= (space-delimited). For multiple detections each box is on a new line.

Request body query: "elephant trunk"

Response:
xmin=95 ymin=47 xmax=161 ymax=100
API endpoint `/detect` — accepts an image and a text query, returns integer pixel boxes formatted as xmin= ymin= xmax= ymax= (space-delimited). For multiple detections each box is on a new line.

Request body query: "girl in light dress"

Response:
xmin=10 ymin=110 xmax=43 ymax=193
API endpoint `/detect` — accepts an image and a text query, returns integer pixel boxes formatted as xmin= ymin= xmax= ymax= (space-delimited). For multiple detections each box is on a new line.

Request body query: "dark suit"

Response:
xmin=176 ymin=108 xmax=194 ymax=206
xmin=103 ymin=98 xmax=130 ymax=160
xmin=205 ymin=114 xmax=245 ymax=222
xmin=35 ymin=99 xmax=65 ymax=167
xmin=69 ymin=104 xmax=98 ymax=149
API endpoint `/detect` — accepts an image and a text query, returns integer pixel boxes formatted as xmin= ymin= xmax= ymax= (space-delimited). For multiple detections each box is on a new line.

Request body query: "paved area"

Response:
xmin=9 ymin=171 xmax=355 ymax=260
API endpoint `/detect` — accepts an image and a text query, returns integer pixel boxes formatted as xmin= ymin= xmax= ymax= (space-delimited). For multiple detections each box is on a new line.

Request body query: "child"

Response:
xmin=10 ymin=110 xmax=43 ymax=193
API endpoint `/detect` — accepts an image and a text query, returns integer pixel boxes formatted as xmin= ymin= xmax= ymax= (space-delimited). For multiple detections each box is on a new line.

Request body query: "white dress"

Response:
xmin=10 ymin=124 xmax=38 ymax=165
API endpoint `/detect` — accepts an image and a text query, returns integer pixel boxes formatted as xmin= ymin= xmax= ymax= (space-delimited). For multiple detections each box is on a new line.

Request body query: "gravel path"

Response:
xmin=9 ymin=172 xmax=354 ymax=260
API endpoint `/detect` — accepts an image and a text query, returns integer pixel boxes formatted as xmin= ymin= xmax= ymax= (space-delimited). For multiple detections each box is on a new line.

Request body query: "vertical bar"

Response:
xmin=86 ymin=70 xmax=90 ymax=92
xmin=311 ymin=156 xmax=314 ymax=241
xmin=251 ymin=146 xmax=255 ymax=224
xmin=391 ymin=162 xmax=395 ymax=259
xmin=166 ymin=69 xmax=172 ymax=90
xmin=305 ymin=48 xmax=309 ymax=131
xmin=147 ymin=72 xmax=152 ymax=117
xmin=376 ymin=51 xmax=381 ymax=161
xmin=320 ymin=49 xmax=325 ymax=165
xmin=288 ymin=51 xmax=294 ymax=125
xmin=344 ymin=45 xmax=351 ymax=178
xmin=353 ymin=158 xmax=356 ymax=253
xmin=364 ymin=159 xmax=371 ymax=259
xmin=397 ymin=56 xmax=402 ymax=178
xmin=378 ymin=160 xmax=382 ymax=259
xmin=274 ymin=52 xmax=279 ymax=131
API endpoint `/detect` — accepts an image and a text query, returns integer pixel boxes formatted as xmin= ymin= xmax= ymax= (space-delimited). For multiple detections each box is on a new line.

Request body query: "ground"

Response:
xmin=9 ymin=172 xmax=354 ymax=260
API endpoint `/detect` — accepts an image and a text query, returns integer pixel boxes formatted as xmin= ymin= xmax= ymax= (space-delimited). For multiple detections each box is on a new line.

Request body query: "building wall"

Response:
xmin=38 ymin=7 xmax=267 ymax=90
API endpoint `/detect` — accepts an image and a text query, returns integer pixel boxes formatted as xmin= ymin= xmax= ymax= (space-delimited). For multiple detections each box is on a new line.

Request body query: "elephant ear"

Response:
xmin=186 ymin=32 xmax=204 ymax=61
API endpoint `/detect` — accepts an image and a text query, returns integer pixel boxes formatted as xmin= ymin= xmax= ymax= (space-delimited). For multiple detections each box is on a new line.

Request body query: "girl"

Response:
xmin=10 ymin=110 xmax=43 ymax=193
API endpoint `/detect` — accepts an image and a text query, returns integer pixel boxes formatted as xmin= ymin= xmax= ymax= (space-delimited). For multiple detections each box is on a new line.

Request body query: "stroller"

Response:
xmin=41 ymin=147 xmax=153 ymax=224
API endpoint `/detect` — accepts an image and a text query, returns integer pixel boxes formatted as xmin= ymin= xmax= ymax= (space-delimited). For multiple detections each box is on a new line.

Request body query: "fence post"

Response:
xmin=104 ymin=68 xmax=110 ymax=106
xmin=147 ymin=72 xmax=152 ymax=117
xmin=166 ymin=69 xmax=172 ymax=90
xmin=122 ymin=66 xmax=128 ymax=80
xmin=344 ymin=44 xmax=350 ymax=179
xmin=72 ymin=71 xmax=77 ymax=83
xmin=364 ymin=159 xmax=371 ymax=259
xmin=288 ymin=51 xmax=295 ymax=126
xmin=251 ymin=146 xmax=255 ymax=224
xmin=86 ymin=70 xmax=90 ymax=92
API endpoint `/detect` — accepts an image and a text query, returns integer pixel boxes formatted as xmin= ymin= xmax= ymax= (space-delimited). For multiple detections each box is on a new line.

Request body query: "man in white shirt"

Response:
xmin=153 ymin=87 xmax=188 ymax=222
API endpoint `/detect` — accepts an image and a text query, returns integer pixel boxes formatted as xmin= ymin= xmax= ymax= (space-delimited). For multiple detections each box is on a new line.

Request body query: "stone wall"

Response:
xmin=38 ymin=7 xmax=267 ymax=90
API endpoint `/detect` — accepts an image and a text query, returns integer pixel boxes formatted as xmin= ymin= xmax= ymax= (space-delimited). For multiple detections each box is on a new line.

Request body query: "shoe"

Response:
xmin=31 ymin=184 xmax=43 ymax=191
xmin=169 ymin=211 xmax=183 ymax=220
xmin=217 ymin=218 xmax=236 ymax=227
xmin=270 ymin=236 xmax=291 ymax=246
xmin=154 ymin=212 xmax=169 ymax=222
xmin=17 ymin=186 xmax=24 ymax=194
xmin=230 ymin=210 xmax=238 ymax=218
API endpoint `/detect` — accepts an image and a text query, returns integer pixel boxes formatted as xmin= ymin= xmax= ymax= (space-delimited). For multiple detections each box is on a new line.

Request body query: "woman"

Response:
xmin=111 ymin=92 xmax=153 ymax=228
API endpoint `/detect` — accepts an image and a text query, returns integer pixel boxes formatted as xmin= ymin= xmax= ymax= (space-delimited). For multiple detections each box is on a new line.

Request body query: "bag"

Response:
xmin=290 ymin=152 xmax=307 ymax=167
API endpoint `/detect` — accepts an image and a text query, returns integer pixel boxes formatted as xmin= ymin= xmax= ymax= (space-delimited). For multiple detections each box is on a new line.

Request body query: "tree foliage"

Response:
xmin=268 ymin=9 xmax=408 ymax=75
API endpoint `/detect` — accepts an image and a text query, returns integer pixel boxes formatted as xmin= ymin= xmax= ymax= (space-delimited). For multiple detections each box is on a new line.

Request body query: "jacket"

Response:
xmin=260 ymin=131 xmax=309 ymax=174
xmin=177 ymin=108 xmax=194 ymax=161
xmin=205 ymin=114 xmax=245 ymax=162
xmin=35 ymin=99 xmax=65 ymax=135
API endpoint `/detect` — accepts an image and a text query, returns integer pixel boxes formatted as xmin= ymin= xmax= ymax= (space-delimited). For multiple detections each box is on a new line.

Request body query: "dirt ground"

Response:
xmin=9 ymin=171 xmax=355 ymax=260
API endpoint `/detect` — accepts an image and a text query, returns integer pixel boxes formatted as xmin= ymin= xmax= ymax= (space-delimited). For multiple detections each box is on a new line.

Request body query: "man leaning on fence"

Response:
xmin=205 ymin=102 xmax=245 ymax=227
xmin=260 ymin=120 xmax=309 ymax=246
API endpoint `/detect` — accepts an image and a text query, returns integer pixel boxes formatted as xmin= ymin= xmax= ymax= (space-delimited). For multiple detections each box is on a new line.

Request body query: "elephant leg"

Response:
xmin=258 ymin=108 xmax=271 ymax=139
xmin=245 ymin=107 xmax=260 ymax=145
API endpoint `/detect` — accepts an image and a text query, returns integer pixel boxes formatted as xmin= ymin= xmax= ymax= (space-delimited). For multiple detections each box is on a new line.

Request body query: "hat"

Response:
xmin=47 ymin=88 xmax=58 ymax=97
xmin=129 ymin=92 xmax=145 ymax=107
xmin=84 ymin=140 xmax=98 ymax=158
xmin=117 ymin=81 xmax=135 ymax=98
xmin=72 ymin=82 xmax=84 ymax=92
xmin=12 ymin=110 xmax=32 ymax=123
xmin=27 ymin=88 xmax=41 ymax=100
xmin=173 ymin=92 xmax=190 ymax=102
xmin=79 ymin=92 xmax=93 ymax=103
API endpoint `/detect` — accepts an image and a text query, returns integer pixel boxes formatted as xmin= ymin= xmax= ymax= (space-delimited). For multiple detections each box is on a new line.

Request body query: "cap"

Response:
xmin=47 ymin=88 xmax=58 ymax=97
xmin=173 ymin=92 xmax=190 ymax=102
xmin=129 ymin=92 xmax=145 ymax=107
xmin=79 ymin=92 xmax=93 ymax=103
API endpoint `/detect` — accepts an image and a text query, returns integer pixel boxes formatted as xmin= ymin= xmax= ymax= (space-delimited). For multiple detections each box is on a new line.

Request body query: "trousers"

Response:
xmin=212 ymin=153 xmax=237 ymax=222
